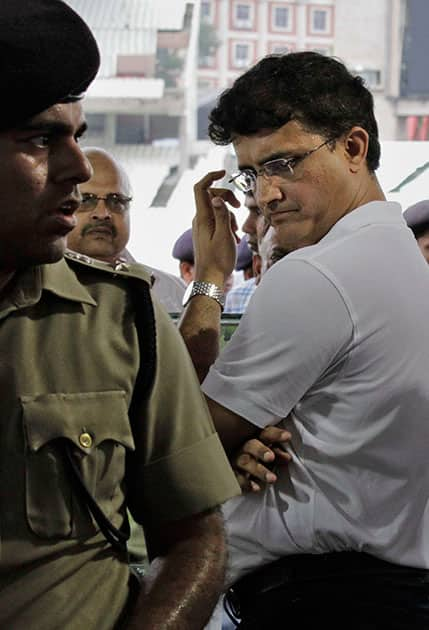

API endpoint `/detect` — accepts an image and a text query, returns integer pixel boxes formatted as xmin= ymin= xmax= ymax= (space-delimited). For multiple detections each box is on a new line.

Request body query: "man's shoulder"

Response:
xmin=64 ymin=250 xmax=153 ymax=286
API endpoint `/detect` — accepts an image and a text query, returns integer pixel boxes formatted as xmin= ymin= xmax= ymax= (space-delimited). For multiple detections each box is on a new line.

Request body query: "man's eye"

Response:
xmin=272 ymin=158 xmax=296 ymax=174
xmin=28 ymin=135 xmax=50 ymax=149
xmin=75 ymin=131 xmax=87 ymax=144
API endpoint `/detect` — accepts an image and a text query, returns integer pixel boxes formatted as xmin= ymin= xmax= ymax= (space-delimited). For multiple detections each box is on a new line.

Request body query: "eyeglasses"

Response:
xmin=229 ymin=138 xmax=334 ymax=194
xmin=78 ymin=193 xmax=132 ymax=214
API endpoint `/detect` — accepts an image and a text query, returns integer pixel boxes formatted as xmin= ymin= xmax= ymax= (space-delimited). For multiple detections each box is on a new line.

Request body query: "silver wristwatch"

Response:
xmin=182 ymin=280 xmax=225 ymax=310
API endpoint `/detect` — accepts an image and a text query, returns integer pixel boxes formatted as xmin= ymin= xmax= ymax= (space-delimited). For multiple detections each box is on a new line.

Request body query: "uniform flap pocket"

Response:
xmin=21 ymin=390 xmax=135 ymax=453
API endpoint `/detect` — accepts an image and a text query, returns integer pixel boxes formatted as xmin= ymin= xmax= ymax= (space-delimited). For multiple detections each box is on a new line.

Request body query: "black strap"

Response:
xmin=127 ymin=277 xmax=157 ymax=421
xmin=63 ymin=443 xmax=129 ymax=553
xmin=64 ymin=278 xmax=157 ymax=553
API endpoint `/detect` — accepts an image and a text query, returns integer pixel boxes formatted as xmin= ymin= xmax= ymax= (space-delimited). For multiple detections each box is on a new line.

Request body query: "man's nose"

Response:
xmin=55 ymin=142 xmax=93 ymax=186
xmin=91 ymin=198 xmax=112 ymax=220
xmin=241 ymin=211 xmax=257 ymax=236
xmin=255 ymin=177 xmax=284 ymax=217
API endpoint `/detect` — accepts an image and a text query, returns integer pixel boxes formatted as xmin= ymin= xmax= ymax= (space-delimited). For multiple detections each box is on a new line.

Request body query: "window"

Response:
xmin=236 ymin=4 xmax=250 ymax=21
xmin=201 ymin=1 xmax=213 ymax=24
xmin=270 ymin=4 xmax=293 ymax=33
xmin=233 ymin=42 xmax=251 ymax=68
xmin=116 ymin=115 xmax=146 ymax=144
xmin=308 ymin=6 xmax=332 ymax=36
xmin=309 ymin=46 xmax=332 ymax=56
xmin=233 ymin=3 xmax=253 ymax=29
xmin=274 ymin=7 xmax=289 ymax=29
xmin=199 ymin=53 xmax=216 ymax=68
xmin=117 ymin=55 xmax=147 ymax=77
xmin=85 ymin=114 xmax=106 ymax=138
xmin=357 ymin=68 xmax=382 ymax=89
xmin=313 ymin=10 xmax=327 ymax=31
xmin=270 ymin=43 xmax=292 ymax=55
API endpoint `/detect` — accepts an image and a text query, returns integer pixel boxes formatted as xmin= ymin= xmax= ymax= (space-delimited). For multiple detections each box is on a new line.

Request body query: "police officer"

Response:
xmin=0 ymin=2 xmax=239 ymax=628
xmin=404 ymin=199 xmax=429 ymax=263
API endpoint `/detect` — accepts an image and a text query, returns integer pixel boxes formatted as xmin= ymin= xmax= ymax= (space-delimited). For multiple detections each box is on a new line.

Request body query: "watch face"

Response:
xmin=182 ymin=281 xmax=194 ymax=307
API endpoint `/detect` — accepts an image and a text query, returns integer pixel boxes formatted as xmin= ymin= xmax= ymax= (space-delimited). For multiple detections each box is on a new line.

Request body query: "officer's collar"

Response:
xmin=42 ymin=258 xmax=96 ymax=305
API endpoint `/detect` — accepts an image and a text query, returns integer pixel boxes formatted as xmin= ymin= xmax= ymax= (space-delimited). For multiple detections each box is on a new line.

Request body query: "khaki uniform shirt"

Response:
xmin=0 ymin=254 xmax=239 ymax=630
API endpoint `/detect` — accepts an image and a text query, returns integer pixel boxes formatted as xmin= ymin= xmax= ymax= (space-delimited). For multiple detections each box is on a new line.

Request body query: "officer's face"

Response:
xmin=417 ymin=229 xmax=429 ymax=264
xmin=67 ymin=151 xmax=131 ymax=264
xmin=0 ymin=102 xmax=91 ymax=271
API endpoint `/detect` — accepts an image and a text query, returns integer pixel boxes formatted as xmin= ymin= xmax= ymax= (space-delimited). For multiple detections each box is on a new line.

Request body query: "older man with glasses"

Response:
xmin=67 ymin=146 xmax=186 ymax=313
xmin=180 ymin=51 xmax=429 ymax=629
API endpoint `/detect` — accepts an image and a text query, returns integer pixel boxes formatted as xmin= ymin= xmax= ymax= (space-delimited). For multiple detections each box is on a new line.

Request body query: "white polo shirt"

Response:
xmin=202 ymin=201 xmax=429 ymax=583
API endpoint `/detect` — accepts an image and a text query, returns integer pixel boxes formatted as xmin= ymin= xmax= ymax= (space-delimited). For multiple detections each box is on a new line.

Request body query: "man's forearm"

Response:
xmin=128 ymin=510 xmax=226 ymax=629
xmin=179 ymin=295 xmax=222 ymax=383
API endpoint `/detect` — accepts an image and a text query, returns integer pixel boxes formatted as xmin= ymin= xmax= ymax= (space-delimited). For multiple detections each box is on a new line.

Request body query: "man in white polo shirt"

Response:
xmin=180 ymin=51 xmax=429 ymax=629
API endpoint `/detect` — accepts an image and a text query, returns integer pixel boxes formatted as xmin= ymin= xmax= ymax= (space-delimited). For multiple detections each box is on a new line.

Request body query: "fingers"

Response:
xmin=272 ymin=446 xmax=292 ymax=465
xmin=232 ymin=428 xmax=293 ymax=493
xmin=235 ymin=451 xmax=278 ymax=485
xmin=209 ymin=187 xmax=241 ymax=208
xmin=194 ymin=171 xmax=241 ymax=221
xmin=235 ymin=471 xmax=262 ymax=494
xmin=258 ymin=426 xmax=291 ymax=445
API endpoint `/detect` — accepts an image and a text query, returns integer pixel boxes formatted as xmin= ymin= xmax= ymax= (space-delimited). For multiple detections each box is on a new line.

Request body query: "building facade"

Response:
xmin=197 ymin=0 xmax=429 ymax=141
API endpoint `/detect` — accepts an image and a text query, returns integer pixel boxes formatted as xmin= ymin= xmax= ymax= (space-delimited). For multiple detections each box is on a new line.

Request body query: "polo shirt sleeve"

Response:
xmin=127 ymin=299 xmax=240 ymax=527
xmin=202 ymin=258 xmax=354 ymax=428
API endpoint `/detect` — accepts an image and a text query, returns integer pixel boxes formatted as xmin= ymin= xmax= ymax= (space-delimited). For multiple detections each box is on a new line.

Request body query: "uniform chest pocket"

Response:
xmin=21 ymin=391 xmax=135 ymax=540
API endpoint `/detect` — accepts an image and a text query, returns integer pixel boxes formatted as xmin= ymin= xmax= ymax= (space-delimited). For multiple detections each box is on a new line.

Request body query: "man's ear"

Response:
xmin=180 ymin=261 xmax=195 ymax=285
xmin=344 ymin=127 xmax=369 ymax=173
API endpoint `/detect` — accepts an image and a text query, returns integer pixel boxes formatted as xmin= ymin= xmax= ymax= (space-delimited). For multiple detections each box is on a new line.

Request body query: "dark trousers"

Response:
xmin=224 ymin=552 xmax=429 ymax=629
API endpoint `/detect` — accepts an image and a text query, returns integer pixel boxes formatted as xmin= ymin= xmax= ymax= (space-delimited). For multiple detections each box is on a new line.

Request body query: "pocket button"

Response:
xmin=79 ymin=432 xmax=93 ymax=449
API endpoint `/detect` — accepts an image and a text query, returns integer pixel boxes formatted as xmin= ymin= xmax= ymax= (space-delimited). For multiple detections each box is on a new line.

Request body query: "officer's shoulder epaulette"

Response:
xmin=64 ymin=250 xmax=153 ymax=286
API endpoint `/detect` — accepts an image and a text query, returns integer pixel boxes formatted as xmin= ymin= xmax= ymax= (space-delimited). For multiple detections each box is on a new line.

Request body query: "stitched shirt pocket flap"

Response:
xmin=21 ymin=390 xmax=135 ymax=453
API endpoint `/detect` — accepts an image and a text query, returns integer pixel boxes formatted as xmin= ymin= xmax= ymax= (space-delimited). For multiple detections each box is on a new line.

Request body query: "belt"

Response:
xmin=226 ymin=551 xmax=429 ymax=619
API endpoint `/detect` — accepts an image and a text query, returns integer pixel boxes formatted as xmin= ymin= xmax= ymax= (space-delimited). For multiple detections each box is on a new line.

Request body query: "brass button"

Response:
xmin=79 ymin=432 xmax=93 ymax=448
xmin=114 ymin=262 xmax=130 ymax=272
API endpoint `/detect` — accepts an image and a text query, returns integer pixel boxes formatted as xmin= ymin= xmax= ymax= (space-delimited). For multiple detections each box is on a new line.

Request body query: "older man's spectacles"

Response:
xmin=229 ymin=138 xmax=334 ymax=194
xmin=78 ymin=193 xmax=132 ymax=214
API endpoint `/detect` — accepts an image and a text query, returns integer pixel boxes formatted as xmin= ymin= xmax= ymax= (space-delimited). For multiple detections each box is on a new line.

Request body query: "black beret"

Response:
xmin=0 ymin=0 xmax=100 ymax=130
xmin=172 ymin=229 xmax=194 ymax=263
xmin=235 ymin=237 xmax=253 ymax=271
xmin=403 ymin=200 xmax=429 ymax=235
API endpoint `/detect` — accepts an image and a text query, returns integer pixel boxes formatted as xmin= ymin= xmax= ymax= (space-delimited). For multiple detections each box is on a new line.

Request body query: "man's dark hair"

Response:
xmin=209 ymin=52 xmax=380 ymax=171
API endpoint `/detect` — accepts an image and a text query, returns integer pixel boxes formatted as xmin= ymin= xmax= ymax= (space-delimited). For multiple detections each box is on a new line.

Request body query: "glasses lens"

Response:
xmin=80 ymin=194 xmax=98 ymax=211
xmin=232 ymin=172 xmax=255 ymax=193
xmin=263 ymin=158 xmax=294 ymax=178
xmin=106 ymin=194 xmax=130 ymax=213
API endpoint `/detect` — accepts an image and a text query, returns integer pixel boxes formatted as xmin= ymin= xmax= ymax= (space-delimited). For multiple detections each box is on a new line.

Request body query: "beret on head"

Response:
xmin=403 ymin=200 xmax=429 ymax=236
xmin=0 ymin=0 xmax=100 ymax=131
xmin=172 ymin=229 xmax=194 ymax=263
xmin=235 ymin=237 xmax=253 ymax=271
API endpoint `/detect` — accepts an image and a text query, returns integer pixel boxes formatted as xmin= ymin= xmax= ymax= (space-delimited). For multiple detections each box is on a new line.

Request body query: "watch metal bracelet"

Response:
xmin=184 ymin=280 xmax=225 ymax=310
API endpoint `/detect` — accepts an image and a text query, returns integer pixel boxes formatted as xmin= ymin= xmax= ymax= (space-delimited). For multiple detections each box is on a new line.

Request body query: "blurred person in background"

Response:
xmin=403 ymin=200 xmax=429 ymax=264
xmin=223 ymin=237 xmax=255 ymax=314
xmin=67 ymin=147 xmax=185 ymax=313
xmin=253 ymin=218 xmax=287 ymax=285
xmin=172 ymin=227 xmax=234 ymax=292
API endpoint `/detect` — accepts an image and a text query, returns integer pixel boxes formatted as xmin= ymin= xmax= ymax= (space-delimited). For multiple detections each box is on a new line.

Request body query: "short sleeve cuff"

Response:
xmin=202 ymin=369 xmax=284 ymax=429
xmin=138 ymin=433 xmax=241 ymax=525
